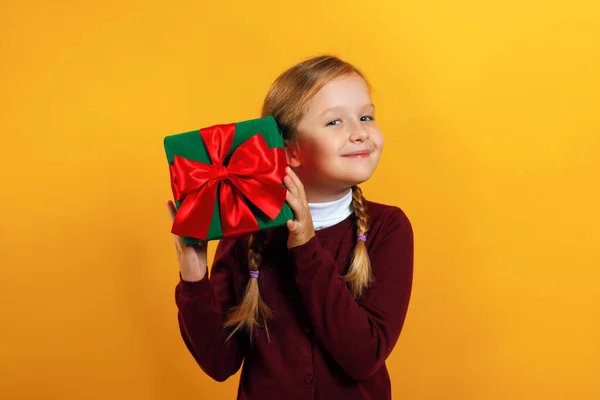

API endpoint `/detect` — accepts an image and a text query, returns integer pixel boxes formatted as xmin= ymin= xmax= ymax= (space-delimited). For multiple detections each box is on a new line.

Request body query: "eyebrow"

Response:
xmin=318 ymin=103 xmax=375 ymax=117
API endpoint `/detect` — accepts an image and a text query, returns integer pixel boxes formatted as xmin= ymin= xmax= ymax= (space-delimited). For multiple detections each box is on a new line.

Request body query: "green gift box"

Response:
xmin=164 ymin=116 xmax=293 ymax=245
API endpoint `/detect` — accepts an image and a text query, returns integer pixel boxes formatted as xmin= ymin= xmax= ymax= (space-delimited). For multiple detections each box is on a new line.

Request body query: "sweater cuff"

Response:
xmin=178 ymin=272 xmax=212 ymax=298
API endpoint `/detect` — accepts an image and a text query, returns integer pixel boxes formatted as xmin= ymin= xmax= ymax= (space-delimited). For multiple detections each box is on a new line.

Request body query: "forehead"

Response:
xmin=305 ymin=73 xmax=371 ymax=112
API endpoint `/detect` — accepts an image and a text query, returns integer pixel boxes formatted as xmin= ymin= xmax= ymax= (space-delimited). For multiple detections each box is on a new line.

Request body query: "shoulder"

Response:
xmin=364 ymin=200 xmax=413 ymax=237
xmin=362 ymin=201 xmax=414 ymax=281
xmin=361 ymin=200 xmax=414 ymax=257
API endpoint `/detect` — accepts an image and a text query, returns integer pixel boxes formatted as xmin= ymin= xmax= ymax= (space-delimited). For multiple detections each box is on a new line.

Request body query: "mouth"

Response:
xmin=342 ymin=150 xmax=372 ymax=158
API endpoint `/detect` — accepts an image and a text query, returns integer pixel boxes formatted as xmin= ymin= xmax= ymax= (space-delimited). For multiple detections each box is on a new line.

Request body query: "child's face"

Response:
xmin=290 ymin=73 xmax=384 ymax=194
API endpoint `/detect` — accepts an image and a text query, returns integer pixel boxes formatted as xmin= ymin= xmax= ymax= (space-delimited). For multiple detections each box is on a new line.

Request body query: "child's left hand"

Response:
xmin=284 ymin=166 xmax=315 ymax=249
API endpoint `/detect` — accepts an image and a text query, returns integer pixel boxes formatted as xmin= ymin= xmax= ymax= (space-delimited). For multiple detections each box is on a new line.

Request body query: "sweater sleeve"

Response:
xmin=288 ymin=208 xmax=414 ymax=381
xmin=175 ymin=238 xmax=247 ymax=382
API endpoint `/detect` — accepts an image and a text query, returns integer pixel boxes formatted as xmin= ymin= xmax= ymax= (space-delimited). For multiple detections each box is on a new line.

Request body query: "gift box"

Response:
xmin=164 ymin=116 xmax=293 ymax=245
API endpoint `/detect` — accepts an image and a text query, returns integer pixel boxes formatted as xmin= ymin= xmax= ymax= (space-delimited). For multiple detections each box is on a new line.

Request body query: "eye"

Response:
xmin=327 ymin=119 xmax=342 ymax=126
xmin=361 ymin=115 xmax=374 ymax=122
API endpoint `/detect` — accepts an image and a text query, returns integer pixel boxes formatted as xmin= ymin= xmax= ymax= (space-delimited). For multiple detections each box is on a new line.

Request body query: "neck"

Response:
xmin=303 ymin=186 xmax=354 ymax=203
xmin=308 ymin=188 xmax=354 ymax=231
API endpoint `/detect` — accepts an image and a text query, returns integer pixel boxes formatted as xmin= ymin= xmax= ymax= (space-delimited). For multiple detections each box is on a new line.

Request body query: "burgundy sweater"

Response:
xmin=175 ymin=201 xmax=414 ymax=400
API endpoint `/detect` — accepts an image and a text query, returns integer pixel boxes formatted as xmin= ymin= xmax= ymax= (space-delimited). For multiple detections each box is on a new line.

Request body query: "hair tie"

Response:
xmin=249 ymin=270 xmax=259 ymax=279
xmin=357 ymin=234 xmax=367 ymax=242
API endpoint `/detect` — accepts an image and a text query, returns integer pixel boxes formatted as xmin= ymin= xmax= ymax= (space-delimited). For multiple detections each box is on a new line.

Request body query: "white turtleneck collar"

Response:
xmin=308 ymin=189 xmax=354 ymax=231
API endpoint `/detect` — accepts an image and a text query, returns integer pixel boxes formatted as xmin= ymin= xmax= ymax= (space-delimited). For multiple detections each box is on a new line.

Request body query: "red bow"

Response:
xmin=169 ymin=123 xmax=287 ymax=240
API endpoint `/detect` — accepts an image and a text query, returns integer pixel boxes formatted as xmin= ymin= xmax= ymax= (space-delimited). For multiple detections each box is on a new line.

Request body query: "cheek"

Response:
xmin=372 ymin=130 xmax=384 ymax=150
xmin=314 ymin=144 xmax=340 ymax=170
xmin=301 ymin=136 xmax=339 ymax=159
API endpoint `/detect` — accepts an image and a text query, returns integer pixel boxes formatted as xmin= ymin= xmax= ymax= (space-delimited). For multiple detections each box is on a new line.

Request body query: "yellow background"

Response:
xmin=1 ymin=0 xmax=598 ymax=399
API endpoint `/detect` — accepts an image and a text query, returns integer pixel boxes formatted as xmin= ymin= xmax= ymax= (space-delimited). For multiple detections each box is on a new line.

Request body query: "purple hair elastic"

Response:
xmin=249 ymin=270 xmax=260 ymax=279
xmin=357 ymin=234 xmax=367 ymax=242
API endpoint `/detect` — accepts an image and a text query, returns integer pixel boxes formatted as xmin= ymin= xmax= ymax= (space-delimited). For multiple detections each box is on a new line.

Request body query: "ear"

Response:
xmin=284 ymin=140 xmax=302 ymax=168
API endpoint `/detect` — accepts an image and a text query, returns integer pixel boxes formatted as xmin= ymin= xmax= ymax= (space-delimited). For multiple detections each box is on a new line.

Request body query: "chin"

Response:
xmin=342 ymin=172 xmax=373 ymax=187
xmin=347 ymin=166 xmax=376 ymax=185
xmin=319 ymin=165 xmax=377 ymax=189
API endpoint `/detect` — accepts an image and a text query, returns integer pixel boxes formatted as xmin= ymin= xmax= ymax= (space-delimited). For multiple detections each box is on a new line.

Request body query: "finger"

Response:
xmin=166 ymin=200 xmax=177 ymax=223
xmin=284 ymin=172 xmax=299 ymax=198
xmin=287 ymin=219 xmax=300 ymax=233
xmin=286 ymin=167 xmax=306 ymax=200
xmin=286 ymin=190 xmax=304 ymax=218
xmin=173 ymin=235 xmax=183 ymax=253
xmin=166 ymin=201 xmax=184 ymax=251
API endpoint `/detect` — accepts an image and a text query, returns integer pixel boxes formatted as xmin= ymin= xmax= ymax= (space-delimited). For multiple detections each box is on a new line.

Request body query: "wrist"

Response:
xmin=287 ymin=233 xmax=316 ymax=249
xmin=180 ymin=268 xmax=206 ymax=282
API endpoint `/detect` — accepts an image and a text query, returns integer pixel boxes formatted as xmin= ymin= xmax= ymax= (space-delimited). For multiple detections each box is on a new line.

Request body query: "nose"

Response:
xmin=349 ymin=121 xmax=370 ymax=143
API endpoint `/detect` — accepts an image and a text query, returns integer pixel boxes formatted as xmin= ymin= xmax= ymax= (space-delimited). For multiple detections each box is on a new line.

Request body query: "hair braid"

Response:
xmin=223 ymin=232 xmax=272 ymax=342
xmin=342 ymin=186 xmax=373 ymax=297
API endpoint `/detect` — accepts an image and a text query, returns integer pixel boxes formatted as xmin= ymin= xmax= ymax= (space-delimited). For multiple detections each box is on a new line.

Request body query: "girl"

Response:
xmin=166 ymin=55 xmax=413 ymax=400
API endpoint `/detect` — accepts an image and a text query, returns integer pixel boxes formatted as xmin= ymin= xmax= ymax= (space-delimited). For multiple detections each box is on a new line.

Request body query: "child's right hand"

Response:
xmin=166 ymin=200 xmax=208 ymax=282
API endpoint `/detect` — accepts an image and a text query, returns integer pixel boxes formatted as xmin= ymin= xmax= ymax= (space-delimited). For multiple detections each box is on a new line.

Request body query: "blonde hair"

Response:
xmin=224 ymin=55 xmax=373 ymax=340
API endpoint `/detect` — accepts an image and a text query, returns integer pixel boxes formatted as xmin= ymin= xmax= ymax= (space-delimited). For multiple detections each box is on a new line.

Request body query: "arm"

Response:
xmin=289 ymin=209 xmax=413 ymax=381
xmin=175 ymin=238 xmax=247 ymax=382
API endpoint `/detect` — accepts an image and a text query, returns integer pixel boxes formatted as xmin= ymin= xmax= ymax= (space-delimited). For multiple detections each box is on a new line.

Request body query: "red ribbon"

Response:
xmin=169 ymin=123 xmax=287 ymax=240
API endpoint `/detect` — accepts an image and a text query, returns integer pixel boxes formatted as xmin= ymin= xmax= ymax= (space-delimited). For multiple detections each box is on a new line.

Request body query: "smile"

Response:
xmin=342 ymin=150 xmax=372 ymax=158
